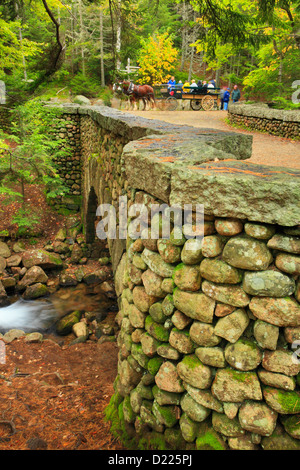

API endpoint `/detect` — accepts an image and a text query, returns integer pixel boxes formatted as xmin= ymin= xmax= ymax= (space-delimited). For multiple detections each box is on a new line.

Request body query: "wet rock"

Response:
xmin=17 ymin=266 xmax=48 ymax=291
xmin=59 ymin=272 xmax=78 ymax=287
xmin=23 ymin=283 xmax=49 ymax=300
xmin=249 ymin=296 xmax=300 ymax=327
xmin=3 ymin=329 xmax=25 ymax=343
xmin=214 ymin=309 xmax=250 ymax=343
xmin=72 ymin=321 xmax=89 ymax=339
xmin=56 ymin=310 xmax=81 ymax=335
xmin=177 ymin=355 xmax=212 ymax=389
xmin=83 ymin=268 xmax=110 ymax=285
xmin=22 ymin=249 xmax=63 ymax=269
xmin=0 ymin=280 xmax=8 ymax=305
xmin=222 ymin=236 xmax=273 ymax=271
xmin=173 ymin=288 xmax=215 ymax=323
xmin=6 ymin=254 xmax=22 ymax=267
xmin=200 ymin=258 xmax=242 ymax=284
xmin=202 ymin=280 xmax=250 ymax=307
xmin=242 ymin=270 xmax=295 ymax=297
xmin=211 ymin=368 xmax=262 ymax=402
xmin=267 ymin=234 xmax=300 ymax=254
xmin=25 ymin=332 xmax=43 ymax=343
xmin=0 ymin=241 xmax=11 ymax=258
xmin=0 ymin=256 xmax=6 ymax=273
xmin=224 ymin=338 xmax=263 ymax=371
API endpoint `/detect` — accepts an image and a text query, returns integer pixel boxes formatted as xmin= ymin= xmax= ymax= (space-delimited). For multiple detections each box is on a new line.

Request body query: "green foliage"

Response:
xmin=0 ymin=99 xmax=69 ymax=213
xmin=69 ymin=72 xmax=102 ymax=98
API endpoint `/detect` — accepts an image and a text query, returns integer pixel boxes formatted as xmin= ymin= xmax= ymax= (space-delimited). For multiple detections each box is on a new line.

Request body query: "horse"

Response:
xmin=122 ymin=80 xmax=156 ymax=110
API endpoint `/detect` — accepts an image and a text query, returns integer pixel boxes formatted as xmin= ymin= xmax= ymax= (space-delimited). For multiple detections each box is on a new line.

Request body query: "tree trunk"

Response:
xmin=78 ymin=0 xmax=85 ymax=76
xmin=99 ymin=6 xmax=105 ymax=87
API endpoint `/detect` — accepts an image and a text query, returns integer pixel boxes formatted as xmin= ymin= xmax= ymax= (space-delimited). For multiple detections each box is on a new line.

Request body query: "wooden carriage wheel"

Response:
xmin=201 ymin=95 xmax=216 ymax=111
xmin=165 ymin=96 xmax=178 ymax=111
xmin=190 ymin=99 xmax=202 ymax=111
xmin=156 ymin=98 xmax=168 ymax=110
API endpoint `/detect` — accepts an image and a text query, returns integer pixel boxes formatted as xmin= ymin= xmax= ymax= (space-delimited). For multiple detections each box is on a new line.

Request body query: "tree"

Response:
xmin=0 ymin=100 xmax=69 ymax=230
xmin=137 ymin=32 xmax=178 ymax=84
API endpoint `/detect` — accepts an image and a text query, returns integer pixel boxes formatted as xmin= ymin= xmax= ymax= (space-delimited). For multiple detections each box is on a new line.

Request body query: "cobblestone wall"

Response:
xmin=114 ymin=198 xmax=300 ymax=450
xmin=228 ymin=103 xmax=300 ymax=139
xmin=49 ymin=104 xmax=300 ymax=450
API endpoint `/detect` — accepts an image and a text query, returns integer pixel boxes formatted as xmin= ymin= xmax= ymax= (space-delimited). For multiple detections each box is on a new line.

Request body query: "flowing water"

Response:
xmin=0 ymin=284 xmax=117 ymax=334
xmin=0 ymin=298 xmax=58 ymax=333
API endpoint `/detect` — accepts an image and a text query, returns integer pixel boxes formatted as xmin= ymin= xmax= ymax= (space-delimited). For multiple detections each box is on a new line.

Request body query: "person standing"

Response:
xmin=223 ymin=88 xmax=231 ymax=110
xmin=219 ymin=86 xmax=227 ymax=110
xmin=231 ymin=85 xmax=241 ymax=103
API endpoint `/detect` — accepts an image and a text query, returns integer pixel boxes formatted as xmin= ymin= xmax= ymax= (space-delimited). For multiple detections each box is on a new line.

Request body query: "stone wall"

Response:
xmin=48 ymin=104 xmax=300 ymax=451
xmin=228 ymin=103 xmax=300 ymax=139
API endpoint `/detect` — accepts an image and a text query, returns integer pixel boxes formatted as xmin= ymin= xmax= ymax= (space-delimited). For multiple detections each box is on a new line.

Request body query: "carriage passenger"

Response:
xmin=182 ymin=81 xmax=190 ymax=93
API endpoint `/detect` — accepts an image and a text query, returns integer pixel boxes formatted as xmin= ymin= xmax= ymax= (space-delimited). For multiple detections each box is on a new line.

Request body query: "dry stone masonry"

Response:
xmin=48 ymin=104 xmax=300 ymax=450
xmin=228 ymin=103 xmax=300 ymax=139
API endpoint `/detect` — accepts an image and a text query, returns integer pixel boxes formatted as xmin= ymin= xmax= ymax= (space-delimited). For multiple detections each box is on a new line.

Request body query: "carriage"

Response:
xmin=154 ymin=83 xmax=220 ymax=111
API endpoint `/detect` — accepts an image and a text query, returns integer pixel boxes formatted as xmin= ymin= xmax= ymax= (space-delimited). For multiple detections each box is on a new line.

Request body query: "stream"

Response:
xmin=0 ymin=283 xmax=117 ymax=335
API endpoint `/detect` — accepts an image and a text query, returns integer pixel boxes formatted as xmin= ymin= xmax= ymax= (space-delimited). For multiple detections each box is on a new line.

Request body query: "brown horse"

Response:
xmin=122 ymin=80 xmax=156 ymax=110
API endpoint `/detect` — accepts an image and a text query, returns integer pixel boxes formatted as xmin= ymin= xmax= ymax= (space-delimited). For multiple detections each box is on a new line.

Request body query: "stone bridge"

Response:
xmin=49 ymin=104 xmax=300 ymax=450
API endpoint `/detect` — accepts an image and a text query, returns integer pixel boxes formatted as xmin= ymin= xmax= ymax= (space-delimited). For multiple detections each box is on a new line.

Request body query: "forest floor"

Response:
xmin=0 ymin=185 xmax=123 ymax=451
xmin=0 ymin=336 xmax=123 ymax=450
xmin=126 ymin=109 xmax=300 ymax=170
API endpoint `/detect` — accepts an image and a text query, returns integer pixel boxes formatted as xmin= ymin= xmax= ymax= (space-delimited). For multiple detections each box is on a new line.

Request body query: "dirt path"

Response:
xmin=126 ymin=110 xmax=300 ymax=170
